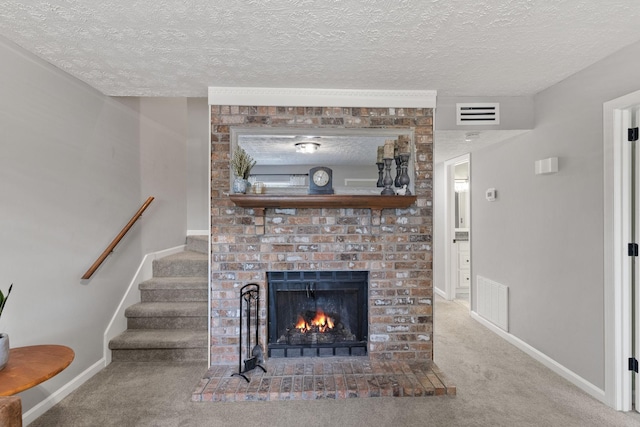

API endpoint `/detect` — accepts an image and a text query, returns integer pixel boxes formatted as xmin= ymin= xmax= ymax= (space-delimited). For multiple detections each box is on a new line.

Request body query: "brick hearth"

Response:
xmin=210 ymin=104 xmax=434 ymax=363
xmin=192 ymin=357 xmax=455 ymax=401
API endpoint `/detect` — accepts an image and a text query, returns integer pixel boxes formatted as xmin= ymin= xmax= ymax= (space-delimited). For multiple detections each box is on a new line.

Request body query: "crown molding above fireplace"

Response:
xmin=208 ymin=87 xmax=437 ymax=108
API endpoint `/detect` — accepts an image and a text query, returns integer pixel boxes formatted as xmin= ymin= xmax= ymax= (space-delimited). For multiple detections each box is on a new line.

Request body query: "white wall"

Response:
xmin=433 ymin=162 xmax=446 ymax=297
xmin=0 ymin=36 xmax=188 ymax=413
xmin=471 ymin=39 xmax=640 ymax=390
xmin=186 ymin=98 xmax=210 ymax=233
xmin=138 ymin=97 xmax=188 ymax=247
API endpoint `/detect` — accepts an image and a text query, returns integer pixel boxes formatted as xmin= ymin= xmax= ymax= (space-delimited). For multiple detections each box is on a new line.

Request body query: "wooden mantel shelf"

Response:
xmin=229 ymin=194 xmax=417 ymax=210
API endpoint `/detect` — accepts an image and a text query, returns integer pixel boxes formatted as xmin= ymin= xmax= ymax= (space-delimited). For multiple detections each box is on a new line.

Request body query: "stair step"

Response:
xmin=126 ymin=302 xmax=207 ymax=317
xmin=127 ymin=317 xmax=207 ymax=330
xmin=125 ymin=302 xmax=208 ymax=329
xmin=109 ymin=330 xmax=207 ymax=362
xmin=153 ymin=251 xmax=208 ymax=278
xmin=110 ymin=329 xmax=208 ymax=349
xmin=186 ymin=235 xmax=208 ymax=255
xmin=139 ymin=277 xmax=207 ymax=302
xmin=111 ymin=347 xmax=207 ymax=362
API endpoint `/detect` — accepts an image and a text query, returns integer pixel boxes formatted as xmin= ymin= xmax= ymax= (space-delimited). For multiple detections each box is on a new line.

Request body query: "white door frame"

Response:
xmin=444 ymin=153 xmax=470 ymax=301
xmin=634 ymin=107 xmax=640 ymax=413
xmin=603 ymin=89 xmax=640 ymax=410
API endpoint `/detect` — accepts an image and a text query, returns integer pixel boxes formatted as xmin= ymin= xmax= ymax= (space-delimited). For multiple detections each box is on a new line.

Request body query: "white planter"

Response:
xmin=0 ymin=333 xmax=8 ymax=371
xmin=233 ymin=177 xmax=247 ymax=194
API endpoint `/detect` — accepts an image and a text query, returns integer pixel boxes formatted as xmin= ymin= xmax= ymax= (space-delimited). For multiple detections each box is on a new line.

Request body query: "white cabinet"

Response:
xmin=456 ymin=239 xmax=470 ymax=292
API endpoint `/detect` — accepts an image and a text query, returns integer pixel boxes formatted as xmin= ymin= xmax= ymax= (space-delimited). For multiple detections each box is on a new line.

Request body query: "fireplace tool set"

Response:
xmin=232 ymin=283 xmax=267 ymax=382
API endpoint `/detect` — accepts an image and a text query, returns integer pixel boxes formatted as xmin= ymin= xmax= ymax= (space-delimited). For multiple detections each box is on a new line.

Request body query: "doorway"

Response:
xmin=603 ymin=89 xmax=640 ymax=411
xmin=632 ymin=105 xmax=640 ymax=412
xmin=444 ymin=154 xmax=471 ymax=304
xmin=628 ymin=105 xmax=640 ymax=412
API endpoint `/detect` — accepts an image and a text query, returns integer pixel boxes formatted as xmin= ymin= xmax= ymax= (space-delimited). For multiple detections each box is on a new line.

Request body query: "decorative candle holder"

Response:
xmin=398 ymin=153 xmax=412 ymax=195
xmin=394 ymin=155 xmax=402 ymax=187
xmin=381 ymin=158 xmax=395 ymax=195
xmin=376 ymin=162 xmax=384 ymax=187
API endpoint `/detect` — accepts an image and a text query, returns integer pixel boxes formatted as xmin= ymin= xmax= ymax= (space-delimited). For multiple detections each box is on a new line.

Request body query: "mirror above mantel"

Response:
xmin=231 ymin=127 xmax=416 ymax=196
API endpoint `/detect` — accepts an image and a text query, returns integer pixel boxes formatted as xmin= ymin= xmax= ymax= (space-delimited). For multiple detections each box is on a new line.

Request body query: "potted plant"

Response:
xmin=0 ymin=284 xmax=12 ymax=371
xmin=230 ymin=147 xmax=256 ymax=194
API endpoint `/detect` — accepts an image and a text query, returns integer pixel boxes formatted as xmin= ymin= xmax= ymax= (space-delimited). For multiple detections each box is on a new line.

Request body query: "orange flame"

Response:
xmin=295 ymin=315 xmax=308 ymax=331
xmin=295 ymin=308 xmax=335 ymax=333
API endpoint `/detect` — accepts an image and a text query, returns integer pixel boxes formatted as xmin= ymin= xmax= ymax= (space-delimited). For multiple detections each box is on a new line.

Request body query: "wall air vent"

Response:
xmin=456 ymin=103 xmax=500 ymax=125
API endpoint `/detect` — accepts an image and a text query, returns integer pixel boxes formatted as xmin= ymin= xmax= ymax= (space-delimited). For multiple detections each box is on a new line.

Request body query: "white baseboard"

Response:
xmin=470 ymin=310 xmax=606 ymax=403
xmin=22 ymin=358 xmax=105 ymax=426
xmin=434 ymin=286 xmax=448 ymax=300
xmin=187 ymin=229 xmax=208 ymax=236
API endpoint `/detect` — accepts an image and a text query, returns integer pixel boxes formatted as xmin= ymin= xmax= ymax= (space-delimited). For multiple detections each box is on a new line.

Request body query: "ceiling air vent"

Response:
xmin=456 ymin=103 xmax=500 ymax=125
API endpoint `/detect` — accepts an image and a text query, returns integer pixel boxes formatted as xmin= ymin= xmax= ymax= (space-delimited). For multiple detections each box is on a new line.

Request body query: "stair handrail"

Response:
xmin=81 ymin=196 xmax=155 ymax=280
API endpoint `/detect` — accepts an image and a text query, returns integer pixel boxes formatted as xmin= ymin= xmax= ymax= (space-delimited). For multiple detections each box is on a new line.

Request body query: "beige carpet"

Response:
xmin=29 ymin=297 xmax=640 ymax=426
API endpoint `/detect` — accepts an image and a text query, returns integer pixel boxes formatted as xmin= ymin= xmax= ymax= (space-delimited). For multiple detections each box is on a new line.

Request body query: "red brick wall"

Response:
xmin=210 ymin=105 xmax=434 ymax=363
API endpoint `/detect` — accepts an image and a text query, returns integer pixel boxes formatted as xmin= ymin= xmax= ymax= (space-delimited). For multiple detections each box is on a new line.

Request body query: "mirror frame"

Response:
xmin=230 ymin=127 xmax=416 ymax=195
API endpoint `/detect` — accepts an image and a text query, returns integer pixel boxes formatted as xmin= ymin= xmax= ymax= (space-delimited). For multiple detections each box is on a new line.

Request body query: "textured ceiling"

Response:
xmin=1 ymin=1 xmax=640 ymax=97
xmin=3 ymin=1 xmax=639 ymax=163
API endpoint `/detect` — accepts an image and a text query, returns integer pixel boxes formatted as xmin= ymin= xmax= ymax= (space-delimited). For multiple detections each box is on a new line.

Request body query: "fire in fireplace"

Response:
xmin=267 ymin=271 xmax=368 ymax=357
xmin=286 ymin=306 xmax=356 ymax=345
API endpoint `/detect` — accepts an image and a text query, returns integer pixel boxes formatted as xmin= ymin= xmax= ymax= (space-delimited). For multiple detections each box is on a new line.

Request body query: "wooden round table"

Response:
xmin=0 ymin=345 xmax=74 ymax=396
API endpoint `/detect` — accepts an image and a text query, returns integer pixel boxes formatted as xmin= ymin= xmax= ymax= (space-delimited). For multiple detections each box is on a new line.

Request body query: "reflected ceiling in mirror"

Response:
xmin=234 ymin=128 xmax=412 ymax=166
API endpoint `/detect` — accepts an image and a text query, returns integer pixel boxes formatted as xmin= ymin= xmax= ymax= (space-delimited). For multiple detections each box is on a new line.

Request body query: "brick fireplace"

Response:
xmin=209 ymin=95 xmax=434 ymax=364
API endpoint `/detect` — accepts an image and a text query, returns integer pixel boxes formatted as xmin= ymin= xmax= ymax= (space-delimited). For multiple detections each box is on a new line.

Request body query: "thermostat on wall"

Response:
xmin=486 ymin=188 xmax=497 ymax=201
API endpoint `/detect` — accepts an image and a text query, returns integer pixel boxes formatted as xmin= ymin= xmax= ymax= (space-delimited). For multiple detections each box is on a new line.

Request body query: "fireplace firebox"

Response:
xmin=267 ymin=271 xmax=368 ymax=358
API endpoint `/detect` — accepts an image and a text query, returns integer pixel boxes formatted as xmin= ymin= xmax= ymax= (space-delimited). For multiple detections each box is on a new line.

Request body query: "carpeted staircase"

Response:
xmin=109 ymin=236 xmax=208 ymax=362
